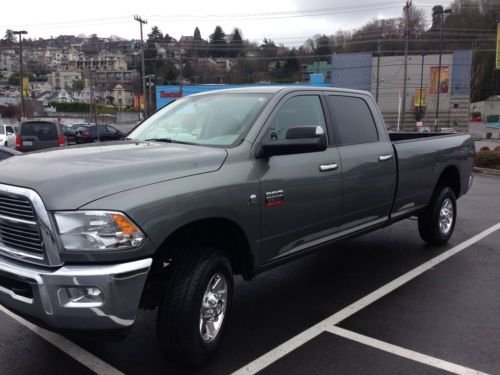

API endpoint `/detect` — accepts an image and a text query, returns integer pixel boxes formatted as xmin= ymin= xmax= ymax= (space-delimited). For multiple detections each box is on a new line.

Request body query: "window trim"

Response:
xmin=325 ymin=94 xmax=380 ymax=147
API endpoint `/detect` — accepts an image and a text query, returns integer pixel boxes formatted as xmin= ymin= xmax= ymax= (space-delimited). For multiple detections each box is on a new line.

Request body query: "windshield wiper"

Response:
xmin=143 ymin=138 xmax=197 ymax=145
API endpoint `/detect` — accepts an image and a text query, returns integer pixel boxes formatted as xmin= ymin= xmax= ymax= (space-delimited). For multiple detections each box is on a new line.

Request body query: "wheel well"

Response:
xmin=141 ymin=218 xmax=254 ymax=309
xmin=436 ymin=166 xmax=461 ymax=197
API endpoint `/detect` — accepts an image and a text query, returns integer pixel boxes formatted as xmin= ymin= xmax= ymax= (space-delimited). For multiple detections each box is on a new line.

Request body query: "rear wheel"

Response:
xmin=418 ymin=187 xmax=457 ymax=245
xmin=157 ymin=246 xmax=233 ymax=366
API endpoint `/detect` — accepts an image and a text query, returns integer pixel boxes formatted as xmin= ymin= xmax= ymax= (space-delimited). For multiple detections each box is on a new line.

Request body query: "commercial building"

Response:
xmin=331 ymin=51 xmax=472 ymax=130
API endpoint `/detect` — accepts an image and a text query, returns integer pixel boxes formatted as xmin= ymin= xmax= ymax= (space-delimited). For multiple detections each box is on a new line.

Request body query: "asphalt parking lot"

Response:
xmin=0 ymin=174 xmax=499 ymax=375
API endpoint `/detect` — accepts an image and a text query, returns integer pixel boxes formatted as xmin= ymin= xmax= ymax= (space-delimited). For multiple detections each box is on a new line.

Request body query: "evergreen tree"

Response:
xmin=147 ymin=26 xmax=163 ymax=42
xmin=230 ymin=28 xmax=244 ymax=58
xmin=193 ymin=27 xmax=202 ymax=41
xmin=210 ymin=26 xmax=227 ymax=58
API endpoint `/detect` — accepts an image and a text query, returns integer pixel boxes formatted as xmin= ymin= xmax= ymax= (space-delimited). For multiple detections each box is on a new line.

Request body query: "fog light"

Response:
xmin=58 ymin=287 xmax=103 ymax=308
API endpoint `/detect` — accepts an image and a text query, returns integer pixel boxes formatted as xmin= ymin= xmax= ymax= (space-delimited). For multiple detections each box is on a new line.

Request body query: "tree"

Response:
xmin=193 ymin=27 xmax=202 ymax=41
xmin=148 ymin=26 xmax=163 ymax=42
xmin=210 ymin=26 xmax=227 ymax=58
xmin=72 ymin=79 xmax=85 ymax=94
xmin=315 ymin=34 xmax=332 ymax=60
xmin=2 ymin=29 xmax=15 ymax=44
xmin=8 ymin=72 xmax=34 ymax=86
xmin=230 ymin=28 xmax=244 ymax=58
xmin=260 ymin=38 xmax=277 ymax=58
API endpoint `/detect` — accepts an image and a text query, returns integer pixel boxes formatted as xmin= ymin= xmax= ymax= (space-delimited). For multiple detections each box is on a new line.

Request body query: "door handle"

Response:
xmin=378 ymin=154 xmax=393 ymax=162
xmin=319 ymin=163 xmax=338 ymax=172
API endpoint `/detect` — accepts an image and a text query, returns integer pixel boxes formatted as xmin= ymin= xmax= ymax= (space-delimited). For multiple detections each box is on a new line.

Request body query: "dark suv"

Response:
xmin=16 ymin=121 xmax=65 ymax=152
xmin=75 ymin=124 xmax=124 ymax=143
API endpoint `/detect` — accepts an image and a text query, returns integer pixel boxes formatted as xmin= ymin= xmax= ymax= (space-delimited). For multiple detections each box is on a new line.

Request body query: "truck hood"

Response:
xmin=0 ymin=141 xmax=227 ymax=210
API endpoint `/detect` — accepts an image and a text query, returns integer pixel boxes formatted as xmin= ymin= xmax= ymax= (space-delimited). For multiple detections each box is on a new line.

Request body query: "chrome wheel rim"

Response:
xmin=199 ymin=273 xmax=227 ymax=343
xmin=439 ymin=198 xmax=454 ymax=235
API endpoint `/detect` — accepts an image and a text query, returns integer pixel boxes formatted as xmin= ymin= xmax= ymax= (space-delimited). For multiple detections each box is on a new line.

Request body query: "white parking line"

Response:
xmin=0 ymin=305 xmax=124 ymax=375
xmin=233 ymin=223 xmax=500 ymax=374
xmin=327 ymin=326 xmax=489 ymax=375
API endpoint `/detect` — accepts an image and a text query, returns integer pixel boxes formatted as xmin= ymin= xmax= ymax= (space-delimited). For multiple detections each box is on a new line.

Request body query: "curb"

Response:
xmin=473 ymin=167 xmax=500 ymax=177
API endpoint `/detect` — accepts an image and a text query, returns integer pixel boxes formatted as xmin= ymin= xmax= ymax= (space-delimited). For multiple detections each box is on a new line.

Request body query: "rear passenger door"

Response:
xmin=325 ymin=94 xmax=396 ymax=230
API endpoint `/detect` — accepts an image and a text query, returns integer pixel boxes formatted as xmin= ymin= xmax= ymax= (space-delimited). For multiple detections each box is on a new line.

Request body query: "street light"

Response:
xmin=432 ymin=5 xmax=452 ymax=131
xmin=134 ymin=15 xmax=148 ymax=119
xmin=12 ymin=30 xmax=28 ymax=119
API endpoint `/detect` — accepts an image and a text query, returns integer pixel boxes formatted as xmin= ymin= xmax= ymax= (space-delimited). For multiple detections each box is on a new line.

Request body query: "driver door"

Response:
xmin=254 ymin=93 xmax=342 ymax=264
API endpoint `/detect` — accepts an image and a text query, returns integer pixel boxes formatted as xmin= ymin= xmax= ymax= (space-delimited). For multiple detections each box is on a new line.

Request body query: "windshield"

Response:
xmin=128 ymin=93 xmax=271 ymax=147
xmin=0 ymin=126 xmax=4 ymax=135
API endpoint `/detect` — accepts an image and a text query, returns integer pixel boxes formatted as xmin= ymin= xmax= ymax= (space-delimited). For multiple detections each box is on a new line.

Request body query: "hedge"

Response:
xmin=475 ymin=150 xmax=500 ymax=170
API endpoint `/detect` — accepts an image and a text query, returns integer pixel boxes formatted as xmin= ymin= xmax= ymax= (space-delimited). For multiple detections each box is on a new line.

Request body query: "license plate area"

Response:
xmin=23 ymin=141 xmax=33 ymax=146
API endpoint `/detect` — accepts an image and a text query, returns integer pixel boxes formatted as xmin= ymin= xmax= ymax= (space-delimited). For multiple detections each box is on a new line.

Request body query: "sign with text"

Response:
xmin=414 ymin=88 xmax=426 ymax=107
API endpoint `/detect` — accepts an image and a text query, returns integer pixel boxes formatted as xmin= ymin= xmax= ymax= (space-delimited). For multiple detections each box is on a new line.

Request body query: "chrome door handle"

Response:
xmin=378 ymin=154 xmax=393 ymax=161
xmin=319 ymin=163 xmax=338 ymax=172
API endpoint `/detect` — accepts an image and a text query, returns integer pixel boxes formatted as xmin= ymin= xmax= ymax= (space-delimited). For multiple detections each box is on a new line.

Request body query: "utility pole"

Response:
xmin=401 ymin=0 xmax=411 ymax=131
xmin=13 ymin=30 xmax=28 ymax=119
xmin=376 ymin=41 xmax=382 ymax=104
xmin=146 ymin=74 xmax=155 ymax=114
xmin=433 ymin=5 xmax=452 ymax=131
xmin=134 ymin=15 xmax=148 ymax=119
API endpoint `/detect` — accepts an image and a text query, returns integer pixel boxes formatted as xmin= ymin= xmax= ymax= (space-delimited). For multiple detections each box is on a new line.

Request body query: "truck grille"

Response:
xmin=0 ymin=192 xmax=45 ymax=261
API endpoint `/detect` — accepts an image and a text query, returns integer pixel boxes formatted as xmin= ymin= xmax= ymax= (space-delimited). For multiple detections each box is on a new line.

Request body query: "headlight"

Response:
xmin=54 ymin=211 xmax=145 ymax=251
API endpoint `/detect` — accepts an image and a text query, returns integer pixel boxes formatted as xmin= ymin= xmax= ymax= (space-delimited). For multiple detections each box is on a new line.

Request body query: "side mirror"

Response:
xmin=257 ymin=126 xmax=327 ymax=158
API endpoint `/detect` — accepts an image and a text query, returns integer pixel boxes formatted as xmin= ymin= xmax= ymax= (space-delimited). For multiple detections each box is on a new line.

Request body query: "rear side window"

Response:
xmin=327 ymin=96 xmax=378 ymax=145
xmin=21 ymin=122 xmax=58 ymax=141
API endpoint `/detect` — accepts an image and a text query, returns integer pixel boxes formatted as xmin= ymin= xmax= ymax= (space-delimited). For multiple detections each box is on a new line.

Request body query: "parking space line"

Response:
xmin=326 ymin=326 xmax=489 ymax=375
xmin=0 ymin=305 xmax=124 ymax=375
xmin=233 ymin=223 xmax=500 ymax=374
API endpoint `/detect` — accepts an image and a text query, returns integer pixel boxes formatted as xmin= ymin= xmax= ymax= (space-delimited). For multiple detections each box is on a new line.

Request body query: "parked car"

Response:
xmin=0 ymin=146 xmax=20 ymax=161
xmin=0 ymin=87 xmax=474 ymax=366
xmin=16 ymin=120 xmax=65 ymax=152
xmin=75 ymin=124 xmax=124 ymax=143
xmin=0 ymin=124 xmax=16 ymax=148
xmin=61 ymin=125 xmax=77 ymax=144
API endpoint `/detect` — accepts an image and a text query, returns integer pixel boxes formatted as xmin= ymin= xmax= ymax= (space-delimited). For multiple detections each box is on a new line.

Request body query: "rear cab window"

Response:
xmin=327 ymin=95 xmax=378 ymax=145
xmin=21 ymin=122 xmax=58 ymax=140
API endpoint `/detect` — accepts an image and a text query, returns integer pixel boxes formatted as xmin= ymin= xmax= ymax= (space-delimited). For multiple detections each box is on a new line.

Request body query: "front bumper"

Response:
xmin=0 ymin=256 xmax=152 ymax=330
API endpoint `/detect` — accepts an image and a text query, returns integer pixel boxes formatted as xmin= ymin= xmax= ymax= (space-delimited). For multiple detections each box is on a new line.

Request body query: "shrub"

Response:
xmin=475 ymin=150 xmax=500 ymax=169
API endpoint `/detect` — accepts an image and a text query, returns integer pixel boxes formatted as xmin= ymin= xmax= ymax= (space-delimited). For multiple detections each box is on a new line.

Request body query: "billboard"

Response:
xmin=429 ymin=66 xmax=449 ymax=94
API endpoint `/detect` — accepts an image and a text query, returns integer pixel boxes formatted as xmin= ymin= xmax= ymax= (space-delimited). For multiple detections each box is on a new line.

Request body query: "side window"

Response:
xmin=327 ymin=96 xmax=378 ymax=145
xmin=267 ymin=95 xmax=327 ymax=141
xmin=6 ymin=126 xmax=14 ymax=134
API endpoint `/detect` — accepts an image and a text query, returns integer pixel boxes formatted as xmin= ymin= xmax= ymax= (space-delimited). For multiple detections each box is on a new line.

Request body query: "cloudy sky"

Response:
xmin=1 ymin=0 xmax=444 ymax=45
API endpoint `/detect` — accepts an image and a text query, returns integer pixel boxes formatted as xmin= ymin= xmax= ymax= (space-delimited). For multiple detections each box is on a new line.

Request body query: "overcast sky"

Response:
xmin=1 ymin=0 xmax=445 ymax=45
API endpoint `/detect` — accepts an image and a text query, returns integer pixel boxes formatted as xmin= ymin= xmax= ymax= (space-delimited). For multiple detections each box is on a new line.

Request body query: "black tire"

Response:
xmin=157 ymin=247 xmax=233 ymax=366
xmin=418 ymin=186 xmax=457 ymax=245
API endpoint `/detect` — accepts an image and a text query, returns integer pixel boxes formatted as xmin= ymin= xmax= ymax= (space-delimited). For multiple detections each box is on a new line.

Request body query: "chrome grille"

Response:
xmin=0 ymin=191 xmax=45 ymax=261
xmin=0 ymin=193 xmax=37 ymax=221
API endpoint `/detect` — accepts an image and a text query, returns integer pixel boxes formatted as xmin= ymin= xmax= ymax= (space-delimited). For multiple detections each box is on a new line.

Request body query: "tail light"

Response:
xmin=15 ymin=135 xmax=21 ymax=150
xmin=58 ymin=135 xmax=65 ymax=147
xmin=83 ymin=131 xmax=90 ymax=137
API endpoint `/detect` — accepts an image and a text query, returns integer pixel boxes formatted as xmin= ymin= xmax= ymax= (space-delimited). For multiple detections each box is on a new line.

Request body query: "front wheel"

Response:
xmin=418 ymin=187 xmax=457 ymax=245
xmin=157 ymin=247 xmax=233 ymax=366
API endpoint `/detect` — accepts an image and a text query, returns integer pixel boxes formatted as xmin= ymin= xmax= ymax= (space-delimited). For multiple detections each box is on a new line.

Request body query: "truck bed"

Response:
xmin=389 ymin=133 xmax=474 ymax=220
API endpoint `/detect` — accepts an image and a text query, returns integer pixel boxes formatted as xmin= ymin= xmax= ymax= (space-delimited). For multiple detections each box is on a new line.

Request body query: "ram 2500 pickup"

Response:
xmin=0 ymin=87 xmax=474 ymax=366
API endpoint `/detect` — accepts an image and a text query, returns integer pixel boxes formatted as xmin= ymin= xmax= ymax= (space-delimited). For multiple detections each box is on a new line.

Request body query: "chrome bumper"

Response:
xmin=0 ymin=256 xmax=152 ymax=330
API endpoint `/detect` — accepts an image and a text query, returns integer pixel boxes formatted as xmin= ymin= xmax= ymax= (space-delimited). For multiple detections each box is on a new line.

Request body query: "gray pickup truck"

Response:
xmin=0 ymin=87 xmax=474 ymax=366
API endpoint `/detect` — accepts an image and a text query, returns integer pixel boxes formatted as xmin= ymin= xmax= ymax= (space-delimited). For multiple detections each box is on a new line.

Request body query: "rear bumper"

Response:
xmin=0 ymin=256 xmax=152 ymax=330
